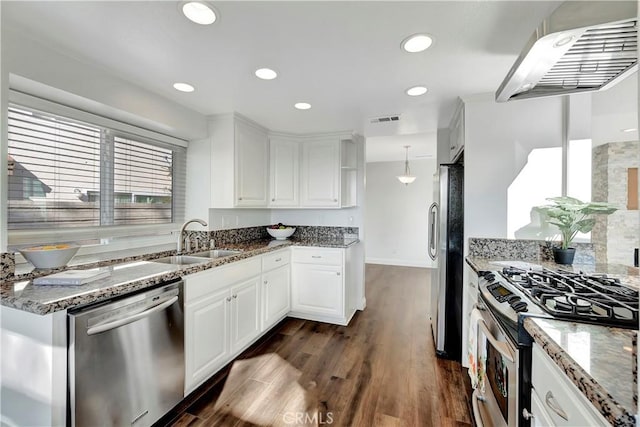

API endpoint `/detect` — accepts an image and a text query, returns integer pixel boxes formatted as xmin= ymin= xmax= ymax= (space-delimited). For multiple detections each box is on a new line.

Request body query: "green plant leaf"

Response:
xmin=575 ymin=218 xmax=596 ymax=233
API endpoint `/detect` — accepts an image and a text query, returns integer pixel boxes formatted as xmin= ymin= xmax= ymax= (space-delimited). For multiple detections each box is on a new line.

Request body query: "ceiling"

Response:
xmin=3 ymin=1 xmax=563 ymax=151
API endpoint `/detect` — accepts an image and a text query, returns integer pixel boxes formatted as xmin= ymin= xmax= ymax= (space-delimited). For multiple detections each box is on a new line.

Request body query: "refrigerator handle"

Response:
xmin=428 ymin=202 xmax=439 ymax=260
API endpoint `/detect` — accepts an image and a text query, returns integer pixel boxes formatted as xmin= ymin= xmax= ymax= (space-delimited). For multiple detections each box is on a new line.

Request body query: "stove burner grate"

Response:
xmin=501 ymin=267 xmax=639 ymax=328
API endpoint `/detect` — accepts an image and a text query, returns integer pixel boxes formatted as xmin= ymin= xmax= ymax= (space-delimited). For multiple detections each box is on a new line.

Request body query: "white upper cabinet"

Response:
xmin=188 ymin=113 xmax=268 ymax=210
xmin=235 ymin=122 xmax=269 ymax=207
xmin=300 ymin=138 xmax=340 ymax=207
xmin=449 ymin=100 xmax=465 ymax=162
xmin=269 ymin=137 xmax=299 ymax=207
xmin=186 ymin=114 xmax=360 ymax=214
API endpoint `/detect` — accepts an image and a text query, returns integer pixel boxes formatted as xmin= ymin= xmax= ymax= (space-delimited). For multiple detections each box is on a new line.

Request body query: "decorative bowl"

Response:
xmin=266 ymin=227 xmax=296 ymax=240
xmin=19 ymin=244 xmax=80 ymax=269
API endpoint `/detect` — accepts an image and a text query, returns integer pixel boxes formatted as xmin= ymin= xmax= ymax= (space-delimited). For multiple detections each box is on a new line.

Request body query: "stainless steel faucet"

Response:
xmin=178 ymin=218 xmax=207 ymax=254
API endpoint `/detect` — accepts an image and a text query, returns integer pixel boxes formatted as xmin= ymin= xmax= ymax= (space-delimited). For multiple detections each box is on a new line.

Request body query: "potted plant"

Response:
xmin=535 ymin=196 xmax=618 ymax=264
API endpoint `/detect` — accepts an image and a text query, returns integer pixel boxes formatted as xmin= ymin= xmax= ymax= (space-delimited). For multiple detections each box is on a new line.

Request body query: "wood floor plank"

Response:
xmin=167 ymin=264 xmax=473 ymax=427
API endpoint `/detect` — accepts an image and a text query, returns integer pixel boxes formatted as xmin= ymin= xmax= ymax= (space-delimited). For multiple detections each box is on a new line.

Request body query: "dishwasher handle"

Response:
xmin=87 ymin=296 xmax=178 ymax=335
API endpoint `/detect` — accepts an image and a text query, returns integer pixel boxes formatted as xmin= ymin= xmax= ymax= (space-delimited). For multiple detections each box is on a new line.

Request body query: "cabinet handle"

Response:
xmin=226 ymin=297 xmax=232 ymax=302
xmin=264 ymin=280 xmax=268 ymax=285
xmin=272 ymin=198 xmax=275 ymax=202
xmin=275 ymin=258 xmax=282 ymax=262
xmin=522 ymin=408 xmax=534 ymax=421
xmin=450 ymin=146 xmax=456 ymax=150
xmin=232 ymin=294 xmax=238 ymax=299
xmin=238 ymin=197 xmax=243 ymax=201
xmin=336 ymin=272 xmax=341 ymax=276
xmin=311 ymin=255 xmax=322 ymax=259
xmin=545 ymin=391 xmax=568 ymax=421
xmin=333 ymin=199 xmax=338 ymax=202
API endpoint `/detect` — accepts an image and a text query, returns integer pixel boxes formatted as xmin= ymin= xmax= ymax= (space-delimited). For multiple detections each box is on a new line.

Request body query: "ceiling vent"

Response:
xmin=370 ymin=115 xmax=401 ymax=124
xmin=496 ymin=1 xmax=638 ymax=102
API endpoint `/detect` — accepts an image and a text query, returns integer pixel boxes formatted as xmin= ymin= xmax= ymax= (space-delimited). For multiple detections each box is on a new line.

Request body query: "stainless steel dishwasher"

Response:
xmin=69 ymin=279 xmax=184 ymax=427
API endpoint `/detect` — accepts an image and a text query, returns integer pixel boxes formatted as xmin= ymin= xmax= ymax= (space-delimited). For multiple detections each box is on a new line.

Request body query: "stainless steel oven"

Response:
xmin=472 ymin=296 xmax=519 ymax=427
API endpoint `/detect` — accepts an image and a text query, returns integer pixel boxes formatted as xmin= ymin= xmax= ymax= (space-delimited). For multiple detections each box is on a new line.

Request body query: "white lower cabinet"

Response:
xmin=530 ymin=344 xmax=608 ymax=427
xmin=292 ymin=263 xmax=343 ymax=317
xmin=290 ymin=246 xmax=356 ymax=325
xmin=184 ymin=258 xmax=262 ymax=395
xmin=184 ymin=288 xmax=230 ymax=393
xmin=262 ymin=264 xmax=291 ymax=330
xmin=229 ymin=277 xmax=261 ymax=353
xmin=184 ymin=245 xmax=361 ymax=395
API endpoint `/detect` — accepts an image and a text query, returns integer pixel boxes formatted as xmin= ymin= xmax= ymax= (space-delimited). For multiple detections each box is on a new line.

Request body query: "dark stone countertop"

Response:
xmin=1 ymin=237 xmax=359 ymax=315
xmin=524 ymin=317 xmax=637 ymax=427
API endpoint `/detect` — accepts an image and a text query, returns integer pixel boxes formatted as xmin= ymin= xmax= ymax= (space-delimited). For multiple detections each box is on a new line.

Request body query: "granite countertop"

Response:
xmin=466 ymin=256 xmax=640 ymax=291
xmin=1 ymin=237 xmax=359 ymax=315
xmin=524 ymin=317 xmax=637 ymax=427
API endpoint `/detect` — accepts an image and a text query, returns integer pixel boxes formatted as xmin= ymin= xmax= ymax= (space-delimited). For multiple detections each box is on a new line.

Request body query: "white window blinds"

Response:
xmin=113 ymin=136 xmax=173 ymax=225
xmin=7 ymin=104 xmax=185 ymax=231
xmin=8 ymin=106 xmax=101 ymax=228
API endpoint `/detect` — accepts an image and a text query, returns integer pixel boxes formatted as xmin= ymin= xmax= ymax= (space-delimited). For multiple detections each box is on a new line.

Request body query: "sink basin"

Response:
xmin=191 ymin=249 xmax=242 ymax=258
xmin=152 ymin=255 xmax=211 ymax=266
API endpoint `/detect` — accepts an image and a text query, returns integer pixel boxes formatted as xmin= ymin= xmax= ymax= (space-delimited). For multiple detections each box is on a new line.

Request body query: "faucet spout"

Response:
xmin=178 ymin=218 xmax=208 ymax=254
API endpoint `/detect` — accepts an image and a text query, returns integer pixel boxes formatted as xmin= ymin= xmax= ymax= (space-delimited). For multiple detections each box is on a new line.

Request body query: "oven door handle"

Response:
xmin=477 ymin=318 xmax=515 ymax=364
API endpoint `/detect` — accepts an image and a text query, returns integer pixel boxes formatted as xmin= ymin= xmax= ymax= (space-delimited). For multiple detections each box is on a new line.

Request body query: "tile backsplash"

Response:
xmin=1 ymin=253 xmax=15 ymax=281
xmin=212 ymin=225 xmax=359 ymax=246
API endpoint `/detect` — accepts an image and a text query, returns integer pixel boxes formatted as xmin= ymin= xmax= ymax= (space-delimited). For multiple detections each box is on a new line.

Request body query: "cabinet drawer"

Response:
xmin=185 ymin=257 xmax=261 ymax=303
xmin=532 ymin=345 xmax=607 ymax=427
xmin=291 ymin=247 xmax=342 ymax=265
xmin=262 ymin=250 xmax=291 ymax=271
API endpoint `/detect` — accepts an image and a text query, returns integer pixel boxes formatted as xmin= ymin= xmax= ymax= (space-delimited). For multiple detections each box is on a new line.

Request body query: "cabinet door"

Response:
xmin=300 ymin=139 xmax=340 ymax=207
xmin=235 ymin=122 xmax=268 ymax=207
xmin=292 ymin=263 xmax=343 ymax=317
xmin=269 ymin=138 xmax=299 ymax=207
xmin=230 ymin=277 xmax=261 ymax=353
xmin=184 ymin=289 xmax=230 ymax=394
xmin=262 ymin=265 xmax=291 ymax=330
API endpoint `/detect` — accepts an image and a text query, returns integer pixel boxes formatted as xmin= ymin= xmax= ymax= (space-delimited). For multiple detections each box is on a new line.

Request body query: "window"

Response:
xmin=7 ymin=104 xmax=184 ymax=232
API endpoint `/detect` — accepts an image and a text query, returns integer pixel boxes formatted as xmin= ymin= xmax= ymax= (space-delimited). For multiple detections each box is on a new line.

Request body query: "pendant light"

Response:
xmin=397 ymin=145 xmax=417 ymax=185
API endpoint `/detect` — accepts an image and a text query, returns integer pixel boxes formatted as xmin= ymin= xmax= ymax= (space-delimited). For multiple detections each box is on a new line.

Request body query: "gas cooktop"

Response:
xmin=500 ymin=267 xmax=639 ymax=329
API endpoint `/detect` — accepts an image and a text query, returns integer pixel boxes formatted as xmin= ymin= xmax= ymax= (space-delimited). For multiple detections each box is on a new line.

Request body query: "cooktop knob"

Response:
xmin=506 ymin=295 xmax=521 ymax=304
xmin=512 ymin=301 xmax=528 ymax=312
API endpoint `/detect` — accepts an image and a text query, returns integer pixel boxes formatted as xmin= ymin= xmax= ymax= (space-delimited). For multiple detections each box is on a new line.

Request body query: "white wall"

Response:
xmin=2 ymin=28 xmax=207 ymax=141
xmin=463 ymin=94 xmax=564 ymax=242
xmin=365 ymin=159 xmax=436 ymax=268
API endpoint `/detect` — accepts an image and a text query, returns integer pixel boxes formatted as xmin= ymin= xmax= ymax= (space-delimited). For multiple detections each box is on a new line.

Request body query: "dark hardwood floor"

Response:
xmin=164 ymin=264 xmax=473 ymax=427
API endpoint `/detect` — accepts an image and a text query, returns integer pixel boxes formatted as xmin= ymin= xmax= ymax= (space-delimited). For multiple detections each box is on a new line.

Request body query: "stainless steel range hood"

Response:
xmin=496 ymin=1 xmax=638 ymax=102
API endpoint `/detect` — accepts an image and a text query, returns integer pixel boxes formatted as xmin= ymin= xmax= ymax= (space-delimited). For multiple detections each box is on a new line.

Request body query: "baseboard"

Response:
xmin=288 ymin=311 xmax=351 ymax=326
xmin=357 ymin=297 xmax=366 ymax=310
xmin=366 ymin=257 xmax=433 ymax=268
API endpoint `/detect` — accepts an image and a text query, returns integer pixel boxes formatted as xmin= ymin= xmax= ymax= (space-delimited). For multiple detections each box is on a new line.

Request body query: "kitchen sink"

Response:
xmin=191 ymin=249 xmax=242 ymax=258
xmin=152 ymin=255 xmax=211 ymax=265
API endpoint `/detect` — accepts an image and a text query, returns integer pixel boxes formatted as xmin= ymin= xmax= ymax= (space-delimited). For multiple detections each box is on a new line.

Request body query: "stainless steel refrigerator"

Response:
xmin=428 ymin=163 xmax=464 ymax=361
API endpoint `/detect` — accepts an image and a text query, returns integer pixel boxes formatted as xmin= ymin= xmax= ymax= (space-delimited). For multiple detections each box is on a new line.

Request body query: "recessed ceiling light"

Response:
xmin=182 ymin=1 xmax=217 ymax=25
xmin=401 ymin=34 xmax=434 ymax=53
xmin=406 ymin=86 xmax=428 ymax=96
xmin=294 ymin=102 xmax=311 ymax=110
xmin=255 ymin=68 xmax=278 ymax=80
xmin=622 ymin=128 xmax=638 ymax=133
xmin=173 ymin=82 xmax=195 ymax=92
